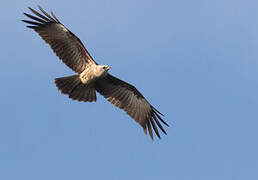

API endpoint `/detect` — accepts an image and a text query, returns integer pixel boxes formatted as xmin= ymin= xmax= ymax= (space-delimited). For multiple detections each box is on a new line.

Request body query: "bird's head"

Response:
xmin=96 ymin=65 xmax=111 ymax=77
xmin=101 ymin=65 xmax=111 ymax=72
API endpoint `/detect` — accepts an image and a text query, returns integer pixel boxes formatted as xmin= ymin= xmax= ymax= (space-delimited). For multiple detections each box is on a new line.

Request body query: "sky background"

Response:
xmin=1 ymin=0 xmax=258 ymax=179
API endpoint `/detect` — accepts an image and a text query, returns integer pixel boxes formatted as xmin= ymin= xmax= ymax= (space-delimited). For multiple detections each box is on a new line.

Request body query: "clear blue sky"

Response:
xmin=1 ymin=0 xmax=258 ymax=179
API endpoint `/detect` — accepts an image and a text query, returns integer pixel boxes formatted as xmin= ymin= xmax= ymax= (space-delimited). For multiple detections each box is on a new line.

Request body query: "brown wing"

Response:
xmin=22 ymin=6 xmax=96 ymax=73
xmin=95 ymin=74 xmax=168 ymax=140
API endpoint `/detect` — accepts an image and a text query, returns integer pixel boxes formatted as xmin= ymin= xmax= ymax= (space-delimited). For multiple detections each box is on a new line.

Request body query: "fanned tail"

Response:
xmin=55 ymin=75 xmax=96 ymax=102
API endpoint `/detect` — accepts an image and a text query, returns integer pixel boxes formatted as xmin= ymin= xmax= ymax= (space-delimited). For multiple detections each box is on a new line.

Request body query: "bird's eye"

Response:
xmin=103 ymin=66 xmax=106 ymax=70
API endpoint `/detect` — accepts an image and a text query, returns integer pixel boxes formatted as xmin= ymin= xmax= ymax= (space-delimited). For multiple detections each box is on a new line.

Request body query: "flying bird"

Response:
xmin=22 ymin=6 xmax=168 ymax=140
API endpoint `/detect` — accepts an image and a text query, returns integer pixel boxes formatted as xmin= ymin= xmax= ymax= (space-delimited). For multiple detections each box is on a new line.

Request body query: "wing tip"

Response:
xmin=24 ymin=5 xmax=59 ymax=24
xmin=151 ymin=105 xmax=165 ymax=116
xmin=145 ymin=106 xmax=168 ymax=140
xmin=152 ymin=108 xmax=169 ymax=127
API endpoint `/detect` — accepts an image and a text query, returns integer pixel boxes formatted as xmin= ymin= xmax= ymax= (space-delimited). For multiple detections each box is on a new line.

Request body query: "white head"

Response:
xmin=95 ymin=65 xmax=111 ymax=77
xmin=101 ymin=65 xmax=111 ymax=72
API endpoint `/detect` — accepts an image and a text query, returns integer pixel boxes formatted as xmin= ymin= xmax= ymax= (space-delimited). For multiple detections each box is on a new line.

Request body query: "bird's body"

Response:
xmin=79 ymin=64 xmax=110 ymax=84
xmin=22 ymin=6 xmax=168 ymax=140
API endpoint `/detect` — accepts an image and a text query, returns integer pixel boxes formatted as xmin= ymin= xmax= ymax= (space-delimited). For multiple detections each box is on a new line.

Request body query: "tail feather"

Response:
xmin=55 ymin=75 xmax=97 ymax=102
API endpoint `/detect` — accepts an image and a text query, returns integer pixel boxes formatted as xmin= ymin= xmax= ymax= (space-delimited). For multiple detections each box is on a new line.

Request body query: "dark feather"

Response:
xmin=153 ymin=110 xmax=168 ymax=126
xmin=38 ymin=5 xmax=56 ymax=22
xmin=22 ymin=20 xmax=42 ymax=26
xmin=150 ymin=117 xmax=160 ymax=139
xmin=29 ymin=6 xmax=52 ymax=22
xmin=147 ymin=120 xmax=154 ymax=140
xmin=22 ymin=6 xmax=97 ymax=73
xmin=23 ymin=13 xmax=47 ymax=24
xmin=95 ymin=74 xmax=168 ymax=140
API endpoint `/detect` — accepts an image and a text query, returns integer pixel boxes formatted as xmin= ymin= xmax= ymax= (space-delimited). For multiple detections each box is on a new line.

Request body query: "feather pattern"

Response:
xmin=95 ymin=74 xmax=168 ymax=140
xmin=22 ymin=6 xmax=96 ymax=73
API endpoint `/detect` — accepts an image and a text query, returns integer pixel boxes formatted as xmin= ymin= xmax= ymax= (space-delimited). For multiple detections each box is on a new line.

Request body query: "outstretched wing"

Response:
xmin=22 ymin=6 xmax=96 ymax=73
xmin=95 ymin=74 xmax=168 ymax=140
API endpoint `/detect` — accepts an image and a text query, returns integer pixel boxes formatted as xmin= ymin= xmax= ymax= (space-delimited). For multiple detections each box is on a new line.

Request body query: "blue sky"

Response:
xmin=1 ymin=0 xmax=258 ymax=179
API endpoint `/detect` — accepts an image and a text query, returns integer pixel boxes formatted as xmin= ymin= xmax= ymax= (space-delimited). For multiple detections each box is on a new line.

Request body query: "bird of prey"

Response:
xmin=22 ymin=6 xmax=168 ymax=140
